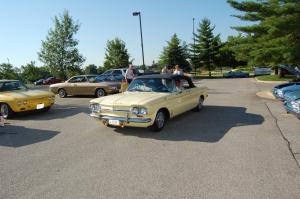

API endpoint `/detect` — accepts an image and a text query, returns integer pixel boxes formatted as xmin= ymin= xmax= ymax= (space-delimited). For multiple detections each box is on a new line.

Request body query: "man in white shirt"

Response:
xmin=125 ymin=64 xmax=135 ymax=84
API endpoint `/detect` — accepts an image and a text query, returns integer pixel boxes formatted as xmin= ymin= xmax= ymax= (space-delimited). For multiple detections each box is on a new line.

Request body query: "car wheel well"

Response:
xmin=158 ymin=108 xmax=170 ymax=120
xmin=200 ymin=95 xmax=204 ymax=100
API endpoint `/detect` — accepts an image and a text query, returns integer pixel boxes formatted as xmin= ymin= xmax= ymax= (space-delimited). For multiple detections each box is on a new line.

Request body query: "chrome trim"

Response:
xmin=90 ymin=113 xmax=151 ymax=123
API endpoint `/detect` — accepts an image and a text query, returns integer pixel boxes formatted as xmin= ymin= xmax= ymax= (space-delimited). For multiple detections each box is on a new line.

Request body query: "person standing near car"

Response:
xmin=125 ymin=64 xmax=135 ymax=84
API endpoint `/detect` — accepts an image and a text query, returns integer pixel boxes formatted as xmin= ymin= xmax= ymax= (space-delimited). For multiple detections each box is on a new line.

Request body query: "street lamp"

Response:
xmin=132 ymin=11 xmax=145 ymax=70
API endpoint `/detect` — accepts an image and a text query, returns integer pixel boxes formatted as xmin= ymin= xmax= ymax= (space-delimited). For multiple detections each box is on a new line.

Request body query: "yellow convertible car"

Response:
xmin=89 ymin=74 xmax=208 ymax=131
xmin=0 ymin=80 xmax=55 ymax=118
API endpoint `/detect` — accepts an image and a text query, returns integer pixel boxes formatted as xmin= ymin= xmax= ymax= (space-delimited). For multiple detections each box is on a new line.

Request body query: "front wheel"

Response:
xmin=95 ymin=88 xmax=106 ymax=98
xmin=0 ymin=103 xmax=13 ymax=119
xmin=194 ymin=97 xmax=204 ymax=112
xmin=150 ymin=110 xmax=166 ymax=132
xmin=58 ymin=89 xmax=67 ymax=98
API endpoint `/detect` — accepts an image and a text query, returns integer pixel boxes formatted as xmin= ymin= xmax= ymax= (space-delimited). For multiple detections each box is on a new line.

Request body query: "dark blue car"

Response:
xmin=223 ymin=70 xmax=249 ymax=78
xmin=284 ymin=90 xmax=300 ymax=119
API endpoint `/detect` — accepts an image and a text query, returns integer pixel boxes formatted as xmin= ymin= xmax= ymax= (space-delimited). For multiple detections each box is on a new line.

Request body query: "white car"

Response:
xmin=254 ymin=67 xmax=272 ymax=76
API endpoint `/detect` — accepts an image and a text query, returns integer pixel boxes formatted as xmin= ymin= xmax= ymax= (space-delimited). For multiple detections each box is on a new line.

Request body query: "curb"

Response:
xmin=255 ymin=77 xmax=288 ymax=84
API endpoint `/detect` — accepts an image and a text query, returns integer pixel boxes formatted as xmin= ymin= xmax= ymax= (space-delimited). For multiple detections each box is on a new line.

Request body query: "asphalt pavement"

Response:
xmin=0 ymin=78 xmax=299 ymax=199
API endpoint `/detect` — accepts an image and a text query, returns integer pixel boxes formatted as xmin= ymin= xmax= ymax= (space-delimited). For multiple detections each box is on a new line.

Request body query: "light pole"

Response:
xmin=132 ymin=11 xmax=145 ymax=70
xmin=193 ymin=18 xmax=196 ymax=73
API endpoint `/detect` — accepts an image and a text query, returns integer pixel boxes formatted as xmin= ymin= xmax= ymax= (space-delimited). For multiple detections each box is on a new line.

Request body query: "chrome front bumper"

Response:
xmin=284 ymin=102 xmax=300 ymax=118
xmin=90 ymin=113 xmax=151 ymax=123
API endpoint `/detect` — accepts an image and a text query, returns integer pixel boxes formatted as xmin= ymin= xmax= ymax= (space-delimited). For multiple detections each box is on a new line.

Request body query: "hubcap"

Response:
xmin=97 ymin=89 xmax=104 ymax=97
xmin=198 ymin=98 xmax=203 ymax=109
xmin=59 ymin=90 xmax=65 ymax=97
xmin=156 ymin=112 xmax=165 ymax=129
xmin=1 ymin=104 xmax=8 ymax=118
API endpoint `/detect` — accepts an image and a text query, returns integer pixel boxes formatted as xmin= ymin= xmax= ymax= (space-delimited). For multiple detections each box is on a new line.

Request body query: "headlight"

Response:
xmin=277 ymin=90 xmax=283 ymax=97
xmin=17 ymin=101 xmax=22 ymax=106
xmin=140 ymin=108 xmax=148 ymax=115
xmin=111 ymin=86 xmax=117 ymax=90
xmin=131 ymin=107 xmax=148 ymax=115
xmin=23 ymin=100 xmax=28 ymax=105
xmin=291 ymin=101 xmax=300 ymax=113
xmin=90 ymin=103 xmax=101 ymax=113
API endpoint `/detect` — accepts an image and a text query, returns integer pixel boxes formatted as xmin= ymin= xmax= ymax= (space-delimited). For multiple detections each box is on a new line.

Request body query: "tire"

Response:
xmin=0 ymin=103 xmax=13 ymax=119
xmin=95 ymin=88 xmax=106 ymax=98
xmin=150 ymin=110 xmax=166 ymax=132
xmin=58 ymin=88 xmax=67 ymax=98
xmin=194 ymin=97 xmax=204 ymax=112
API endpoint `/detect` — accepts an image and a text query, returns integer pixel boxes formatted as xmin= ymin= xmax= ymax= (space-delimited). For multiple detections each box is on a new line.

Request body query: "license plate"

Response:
xmin=36 ymin=103 xmax=45 ymax=109
xmin=108 ymin=120 xmax=120 ymax=126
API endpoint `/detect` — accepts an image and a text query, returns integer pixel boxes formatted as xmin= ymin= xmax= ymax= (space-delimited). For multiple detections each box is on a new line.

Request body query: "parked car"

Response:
xmin=283 ymin=90 xmax=300 ymax=119
xmin=34 ymin=79 xmax=45 ymax=85
xmin=223 ymin=70 xmax=250 ymax=78
xmin=102 ymin=68 xmax=127 ymax=76
xmin=43 ymin=77 xmax=62 ymax=85
xmin=95 ymin=74 xmax=125 ymax=82
xmin=273 ymin=83 xmax=300 ymax=100
xmin=49 ymin=75 xmax=121 ymax=98
xmin=254 ymin=67 xmax=272 ymax=76
xmin=89 ymin=74 xmax=208 ymax=131
xmin=0 ymin=80 xmax=55 ymax=118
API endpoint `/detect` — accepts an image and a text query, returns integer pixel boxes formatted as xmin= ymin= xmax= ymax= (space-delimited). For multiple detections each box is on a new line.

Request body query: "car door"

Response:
xmin=66 ymin=76 xmax=87 ymax=95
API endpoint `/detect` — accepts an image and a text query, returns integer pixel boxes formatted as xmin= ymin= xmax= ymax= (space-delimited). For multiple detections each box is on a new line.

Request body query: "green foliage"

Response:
xmin=21 ymin=61 xmax=51 ymax=83
xmin=227 ymin=0 xmax=300 ymax=66
xmin=97 ymin=66 xmax=106 ymax=74
xmin=38 ymin=10 xmax=85 ymax=80
xmin=159 ymin=34 xmax=191 ymax=71
xmin=103 ymin=38 xmax=130 ymax=69
xmin=0 ymin=63 xmax=19 ymax=80
xmin=84 ymin=64 xmax=98 ymax=74
xmin=192 ymin=18 xmax=221 ymax=75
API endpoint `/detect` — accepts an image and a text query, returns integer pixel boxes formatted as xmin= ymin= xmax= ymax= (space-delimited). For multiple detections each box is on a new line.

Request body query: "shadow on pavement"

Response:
xmin=114 ymin=105 xmax=264 ymax=142
xmin=10 ymin=104 xmax=90 ymax=121
xmin=0 ymin=125 xmax=59 ymax=147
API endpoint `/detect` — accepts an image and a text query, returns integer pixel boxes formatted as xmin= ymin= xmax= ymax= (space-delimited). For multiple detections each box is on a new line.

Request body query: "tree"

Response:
xmin=21 ymin=62 xmax=51 ymax=83
xmin=159 ymin=34 xmax=191 ymax=72
xmin=227 ymin=0 xmax=300 ymax=70
xmin=0 ymin=63 xmax=19 ymax=80
xmin=103 ymin=38 xmax=130 ymax=69
xmin=84 ymin=64 xmax=98 ymax=74
xmin=38 ymin=10 xmax=85 ymax=80
xmin=193 ymin=18 xmax=221 ymax=76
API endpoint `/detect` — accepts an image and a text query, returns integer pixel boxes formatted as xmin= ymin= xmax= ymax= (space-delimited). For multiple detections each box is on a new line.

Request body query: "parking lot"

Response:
xmin=1 ymin=78 xmax=299 ymax=199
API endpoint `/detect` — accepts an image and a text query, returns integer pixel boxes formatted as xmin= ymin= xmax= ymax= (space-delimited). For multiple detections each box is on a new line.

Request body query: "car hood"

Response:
xmin=284 ymin=91 xmax=300 ymax=101
xmin=50 ymin=82 xmax=67 ymax=87
xmin=274 ymin=82 xmax=300 ymax=89
xmin=0 ymin=89 xmax=53 ymax=100
xmin=91 ymin=91 xmax=170 ymax=106
xmin=282 ymin=85 xmax=300 ymax=92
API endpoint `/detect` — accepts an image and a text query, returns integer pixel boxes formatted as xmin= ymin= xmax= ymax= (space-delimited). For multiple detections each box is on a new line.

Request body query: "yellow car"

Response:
xmin=89 ymin=74 xmax=208 ymax=131
xmin=0 ymin=80 xmax=55 ymax=118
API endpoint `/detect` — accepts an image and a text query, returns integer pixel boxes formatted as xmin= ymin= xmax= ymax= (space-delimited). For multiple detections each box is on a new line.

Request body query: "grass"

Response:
xmin=256 ymin=75 xmax=296 ymax=81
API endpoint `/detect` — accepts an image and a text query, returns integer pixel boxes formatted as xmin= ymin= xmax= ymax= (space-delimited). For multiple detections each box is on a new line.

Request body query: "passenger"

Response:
xmin=161 ymin=65 xmax=172 ymax=74
xmin=173 ymin=65 xmax=184 ymax=76
xmin=125 ymin=64 xmax=135 ymax=84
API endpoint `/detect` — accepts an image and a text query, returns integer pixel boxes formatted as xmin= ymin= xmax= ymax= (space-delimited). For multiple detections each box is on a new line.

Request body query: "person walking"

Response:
xmin=125 ymin=64 xmax=135 ymax=84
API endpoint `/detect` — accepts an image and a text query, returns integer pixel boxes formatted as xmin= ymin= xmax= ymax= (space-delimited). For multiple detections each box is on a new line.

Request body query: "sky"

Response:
xmin=0 ymin=0 xmax=245 ymax=68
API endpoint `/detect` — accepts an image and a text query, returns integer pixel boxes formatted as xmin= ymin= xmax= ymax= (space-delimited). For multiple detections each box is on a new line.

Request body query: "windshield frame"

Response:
xmin=127 ymin=78 xmax=176 ymax=93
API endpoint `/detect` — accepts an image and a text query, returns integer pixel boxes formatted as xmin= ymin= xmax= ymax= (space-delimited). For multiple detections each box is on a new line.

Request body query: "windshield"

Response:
xmin=127 ymin=78 xmax=175 ymax=93
xmin=0 ymin=81 xmax=28 ymax=92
